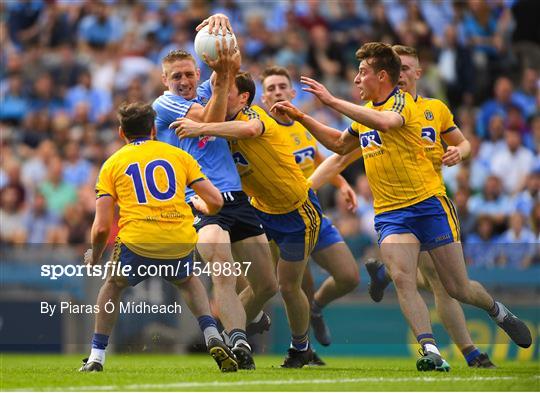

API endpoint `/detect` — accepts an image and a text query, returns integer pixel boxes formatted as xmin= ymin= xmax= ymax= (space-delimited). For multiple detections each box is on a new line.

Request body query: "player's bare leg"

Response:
xmin=428 ymin=243 xmax=532 ymax=348
xmin=380 ymin=234 xmax=431 ymax=335
xmin=418 ymin=252 xmax=495 ymax=368
xmin=197 ymin=224 xmax=254 ymax=369
xmin=311 ymin=243 xmax=359 ymax=308
xmin=197 ymin=225 xmax=247 ymax=331
xmin=278 ymin=256 xmax=317 ymax=368
xmin=380 ymin=233 xmax=449 ymax=371
xmin=80 ymin=274 xmax=129 ymax=371
xmin=308 ymin=243 xmax=359 ymax=347
xmin=232 ymin=234 xmax=277 ymax=322
xmin=172 ymin=275 xmax=238 ymax=372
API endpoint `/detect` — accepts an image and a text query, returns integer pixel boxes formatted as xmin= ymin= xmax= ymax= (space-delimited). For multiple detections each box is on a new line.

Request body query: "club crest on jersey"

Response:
xmin=198 ymin=135 xmax=216 ymax=149
xmin=421 ymin=127 xmax=436 ymax=143
xmin=424 ymin=109 xmax=434 ymax=121
xmin=232 ymin=152 xmax=249 ymax=166
xmin=360 ymin=130 xmax=382 ymax=149
xmin=294 ymin=147 xmax=316 ymax=164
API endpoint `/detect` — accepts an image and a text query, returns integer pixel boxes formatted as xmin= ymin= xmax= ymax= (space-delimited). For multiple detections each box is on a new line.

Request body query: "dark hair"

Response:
xmin=117 ymin=102 xmax=156 ymax=140
xmin=356 ymin=42 xmax=401 ymax=86
xmin=162 ymin=49 xmax=196 ymax=66
xmin=261 ymin=66 xmax=292 ymax=87
xmin=235 ymin=72 xmax=256 ymax=106
xmin=392 ymin=44 xmax=418 ymax=60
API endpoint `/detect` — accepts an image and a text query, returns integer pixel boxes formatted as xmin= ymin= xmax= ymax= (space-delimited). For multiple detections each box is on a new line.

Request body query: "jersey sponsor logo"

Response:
xmin=232 ymin=152 xmax=249 ymax=166
xmin=421 ymin=127 xmax=436 ymax=143
xmin=294 ymin=147 xmax=316 ymax=164
xmin=360 ymin=130 xmax=382 ymax=149
xmin=197 ymin=135 xmax=216 ymax=149
xmin=424 ymin=109 xmax=434 ymax=121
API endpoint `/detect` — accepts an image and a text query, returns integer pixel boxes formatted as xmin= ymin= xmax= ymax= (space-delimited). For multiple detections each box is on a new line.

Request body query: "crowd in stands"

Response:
xmin=1 ymin=0 xmax=539 ymax=269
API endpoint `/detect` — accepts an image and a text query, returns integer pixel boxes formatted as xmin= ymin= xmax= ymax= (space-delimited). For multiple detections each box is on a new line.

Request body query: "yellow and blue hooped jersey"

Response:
xmin=348 ymin=88 xmax=445 ymax=214
xmin=230 ymin=105 xmax=310 ymax=214
xmin=95 ymin=139 xmax=204 ymax=259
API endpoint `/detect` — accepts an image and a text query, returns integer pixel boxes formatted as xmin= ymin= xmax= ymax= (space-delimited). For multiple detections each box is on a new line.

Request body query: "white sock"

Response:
xmin=88 ymin=347 xmax=106 ymax=365
xmin=424 ymin=343 xmax=440 ymax=355
xmin=251 ymin=311 xmax=264 ymax=324
xmin=492 ymin=301 xmax=508 ymax=323
xmin=233 ymin=340 xmax=251 ymax=351
xmin=203 ymin=326 xmax=222 ymax=347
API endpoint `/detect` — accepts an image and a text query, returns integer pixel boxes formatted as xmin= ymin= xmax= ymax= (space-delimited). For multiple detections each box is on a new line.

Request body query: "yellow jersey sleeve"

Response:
xmin=95 ymin=159 xmax=117 ymax=200
xmin=439 ymin=101 xmax=457 ymax=136
xmin=181 ymin=151 xmax=206 ymax=187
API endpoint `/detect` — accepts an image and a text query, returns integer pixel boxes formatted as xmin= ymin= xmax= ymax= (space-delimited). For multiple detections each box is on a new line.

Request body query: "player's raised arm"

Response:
xmin=271 ymin=100 xmax=358 ymax=154
xmin=186 ymin=38 xmax=236 ymax=123
xmin=86 ymin=195 xmax=115 ymax=266
xmin=301 ymin=76 xmax=403 ymax=132
xmin=309 ymin=148 xmax=363 ymax=190
xmin=189 ymin=179 xmax=224 ymax=216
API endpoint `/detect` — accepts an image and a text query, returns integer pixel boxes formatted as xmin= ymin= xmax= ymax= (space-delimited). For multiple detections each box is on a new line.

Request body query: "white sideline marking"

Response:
xmin=13 ymin=375 xmax=540 ymax=391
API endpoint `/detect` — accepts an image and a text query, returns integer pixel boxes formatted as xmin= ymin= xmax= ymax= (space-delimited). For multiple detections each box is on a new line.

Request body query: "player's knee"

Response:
xmin=105 ymin=275 xmax=129 ymax=292
xmin=444 ymin=282 xmax=468 ymax=302
xmin=211 ymin=273 xmax=236 ymax=289
xmin=255 ymin=279 xmax=278 ymax=300
xmin=278 ymin=280 xmax=300 ymax=299
xmin=336 ymin=270 xmax=360 ymax=292
xmin=391 ymin=270 xmax=415 ymax=291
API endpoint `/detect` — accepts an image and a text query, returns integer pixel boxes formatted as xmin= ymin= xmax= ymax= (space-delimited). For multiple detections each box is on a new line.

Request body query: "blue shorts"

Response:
xmin=112 ymin=240 xmax=194 ymax=287
xmin=313 ymin=215 xmax=344 ymax=253
xmin=255 ymin=189 xmax=322 ymax=262
xmin=374 ymin=195 xmax=460 ymax=251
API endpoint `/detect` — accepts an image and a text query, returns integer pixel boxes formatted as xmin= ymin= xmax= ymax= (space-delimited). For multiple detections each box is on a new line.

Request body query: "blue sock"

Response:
xmin=291 ymin=332 xmax=309 ymax=351
xmin=229 ymin=329 xmax=249 ymax=349
xmin=92 ymin=333 xmax=109 ymax=350
xmin=197 ymin=315 xmax=217 ymax=331
xmin=464 ymin=347 xmax=481 ymax=365
xmin=376 ymin=264 xmax=388 ymax=283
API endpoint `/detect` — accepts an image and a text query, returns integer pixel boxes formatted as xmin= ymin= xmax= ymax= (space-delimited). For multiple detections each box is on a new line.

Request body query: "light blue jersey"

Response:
xmin=152 ymin=80 xmax=242 ymax=200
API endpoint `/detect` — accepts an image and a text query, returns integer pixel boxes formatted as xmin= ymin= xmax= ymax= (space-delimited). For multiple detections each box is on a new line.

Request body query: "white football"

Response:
xmin=194 ymin=25 xmax=236 ymax=64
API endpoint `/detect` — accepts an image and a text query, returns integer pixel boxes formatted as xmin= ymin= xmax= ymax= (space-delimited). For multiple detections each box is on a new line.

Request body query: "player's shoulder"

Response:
xmin=244 ymin=105 xmax=265 ymax=119
xmin=153 ymin=91 xmax=194 ymax=112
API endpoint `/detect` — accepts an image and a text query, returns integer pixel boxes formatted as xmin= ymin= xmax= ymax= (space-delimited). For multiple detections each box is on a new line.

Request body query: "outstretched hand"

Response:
xmin=300 ymin=76 xmax=335 ymax=106
xmin=270 ymin=100 xmax=305 ymax=121
xmin=196 ymin=13 xmax=232 ymax=36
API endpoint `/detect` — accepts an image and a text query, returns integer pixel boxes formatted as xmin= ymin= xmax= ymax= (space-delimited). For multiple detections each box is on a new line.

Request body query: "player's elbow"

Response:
xmin=241 ymin=124 xmax=262 ymax=139
xmin=92 ymin=224 xmax=111 ymax=240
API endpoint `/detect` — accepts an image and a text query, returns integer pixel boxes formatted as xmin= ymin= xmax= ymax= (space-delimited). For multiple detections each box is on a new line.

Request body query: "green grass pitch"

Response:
xmin=1 ymin=354 xmax=538 ymax=391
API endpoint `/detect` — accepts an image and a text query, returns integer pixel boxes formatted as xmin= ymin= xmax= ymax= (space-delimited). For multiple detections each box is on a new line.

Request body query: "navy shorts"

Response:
xmin=112 ymin=239 xmax=193 ymax=287
xmin=255 ymin=189 xmax=322 ymax=262
xmin=374 ymin=195 xmax=460 ymax=251
xmin=313 ymin=215 xmax=344 ymax=253
xmin=190 ymin=191 xmax=265 ymax=243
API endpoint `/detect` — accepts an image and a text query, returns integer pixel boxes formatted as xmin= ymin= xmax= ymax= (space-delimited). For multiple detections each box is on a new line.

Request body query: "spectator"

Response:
xmin=475 ymin=76 xmax=515 ymax=139
xmin=0 ymin=73 xmax=29 ymax=125
xmin=0 ymin=185 xmax=27 ymax=244
xmin=468 ymin=175 xmax=512 ymax=227
xmin=22 ymin=192 xmax=62 ymax=244
xmin=490 ymin=128 xmax=534 ymax=195
xmin=65 ymin=70 xmax=112 ymax=124
xmin=477 ymin=114 xmax=506 ymax=163
xmin=497 ymin=212 xmax=536 ymax=269
xmin=464 ymin=215 xmax=500 ymax=268
xmin=513 ymin=170 xmax=540 ymax=217
xmin=524 ymin=113 xmax=540 ymax=153
xmin=62 ymin=141 xmax=93 ymax=188
xmin=512 ymin=67 xmax=539 ymax=119
xmin=78 ymin=1 xmax=124 ymax=50
xmin=38 ymin=156 xmax=77 ymax=216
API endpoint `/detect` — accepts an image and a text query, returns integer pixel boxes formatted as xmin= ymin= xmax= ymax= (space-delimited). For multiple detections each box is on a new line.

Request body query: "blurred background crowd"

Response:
xmin=1 ymin=0 xmax=539 ymax=269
